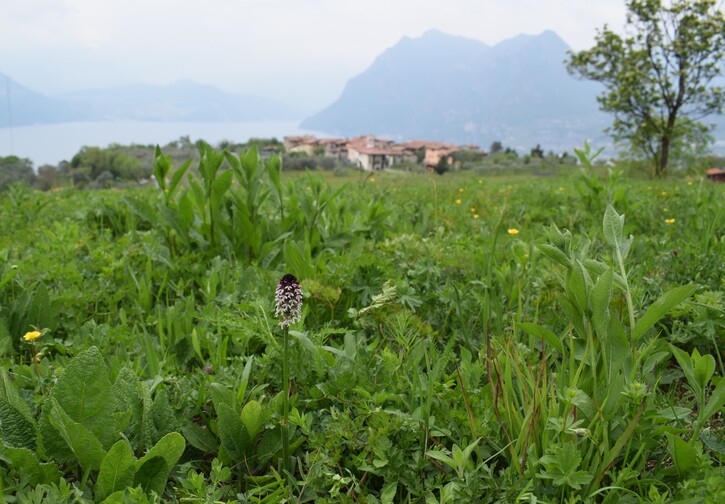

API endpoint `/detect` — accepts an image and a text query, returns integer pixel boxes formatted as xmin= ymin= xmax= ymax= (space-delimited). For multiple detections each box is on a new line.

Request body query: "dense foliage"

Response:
xmin=0 ymin=145 xmax=723 ymax=502
xmin=567 ymin=0 xmax=725 ymax=177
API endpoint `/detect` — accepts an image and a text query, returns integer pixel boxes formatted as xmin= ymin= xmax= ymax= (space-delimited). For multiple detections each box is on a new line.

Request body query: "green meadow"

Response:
xmin=0 ymin=146 xmax=723 ymax=503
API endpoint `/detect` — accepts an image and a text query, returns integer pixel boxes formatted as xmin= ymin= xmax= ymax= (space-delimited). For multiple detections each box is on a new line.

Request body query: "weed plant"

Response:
xmin=0 ymin=144 xmax=723 ymax=502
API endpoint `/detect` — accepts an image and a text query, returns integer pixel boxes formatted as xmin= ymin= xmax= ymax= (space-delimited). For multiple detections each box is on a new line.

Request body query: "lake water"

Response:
xmin=0 ymin=120 xmax=322 ymax=167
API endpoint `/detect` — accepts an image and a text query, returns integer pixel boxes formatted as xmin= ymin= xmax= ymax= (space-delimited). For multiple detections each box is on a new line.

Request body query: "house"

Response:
xmin=706 ymin=167 xmax=725 ymax=182
xmin=317 ymin=138 xmax=349 ymax=160
xmin=283 ymin=135 xmax=318 ymax=155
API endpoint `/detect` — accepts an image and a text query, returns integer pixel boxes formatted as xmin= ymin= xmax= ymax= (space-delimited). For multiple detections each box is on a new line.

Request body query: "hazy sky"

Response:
xmin=1 ymin=0 xmax=627 ymax=111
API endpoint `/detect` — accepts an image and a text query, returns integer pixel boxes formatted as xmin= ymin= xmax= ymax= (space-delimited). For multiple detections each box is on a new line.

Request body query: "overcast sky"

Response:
xmin=0 ymin=0 xmax=627 ymax=111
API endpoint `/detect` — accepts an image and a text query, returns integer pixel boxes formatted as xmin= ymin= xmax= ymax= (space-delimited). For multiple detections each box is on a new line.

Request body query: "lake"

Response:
xmin=0 ymin=120 xmax=322 ymax=167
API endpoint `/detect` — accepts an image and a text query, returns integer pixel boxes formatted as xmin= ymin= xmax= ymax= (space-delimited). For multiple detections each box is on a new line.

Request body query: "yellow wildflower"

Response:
xmin=665 ymin=218 xmax=675 ymax=224
xmin=369 ymin=177 xmax=376 ymax=183
xmin=687 ymin=181 xmax=693 ymax=186
xmin=23 ymin=331 xmax=42 ymax=342
xmin=507 ymin=228 xmax=520 ymax=235
xmin=455 ymin=198 xmax=462 ymax=205
xmin=470 ymin=207 xmax=476 ymax=212
xmin=459 ymin=188 xmax=464 ymax=193
xmin=473 ymin=214 xmax=480 ymax=219
xmin=660 ymin=191 xmax=668 ymax=196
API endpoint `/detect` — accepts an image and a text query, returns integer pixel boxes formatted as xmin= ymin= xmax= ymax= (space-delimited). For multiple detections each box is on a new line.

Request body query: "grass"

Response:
xmin=0 ymin=147 xmax=723 ymax=503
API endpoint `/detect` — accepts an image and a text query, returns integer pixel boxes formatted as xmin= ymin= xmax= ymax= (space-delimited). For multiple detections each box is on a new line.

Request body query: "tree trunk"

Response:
xmin=657 ymin=135 xmax=670 ymax=178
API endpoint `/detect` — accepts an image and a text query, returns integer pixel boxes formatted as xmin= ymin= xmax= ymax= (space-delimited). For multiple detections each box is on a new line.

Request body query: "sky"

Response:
xmin=0 ymin=0 xmax=628 ymax=112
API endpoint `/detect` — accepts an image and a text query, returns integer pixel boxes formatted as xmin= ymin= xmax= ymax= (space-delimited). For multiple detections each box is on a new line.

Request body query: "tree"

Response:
xmin=0 ymin=155 xmax=35 ymax=190
xmin=567 ymin=0 xmax=725 ymax=177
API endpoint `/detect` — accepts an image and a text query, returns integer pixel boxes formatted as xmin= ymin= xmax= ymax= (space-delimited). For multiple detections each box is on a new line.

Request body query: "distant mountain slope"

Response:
xmin=301 ymin=30 xmax=612 ymax=150
xmin=55 ymin=81 xmax=302 ymax=122
xmin=0 ymin=73 xmax=77 ymax=127
xmin=0 ymin=76 xmax=301 ymax=127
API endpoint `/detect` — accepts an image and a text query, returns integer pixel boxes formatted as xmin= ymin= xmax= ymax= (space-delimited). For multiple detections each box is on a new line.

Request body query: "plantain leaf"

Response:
xmin=40 ymin=346 xmax=115 ymax=462
xmin=134 ymin=432 xmax=185 ymax=496
xmin=48 ymin=398 xmax=107 ymax=471
xmin=97 ymin=440 xmax=136 ymax=499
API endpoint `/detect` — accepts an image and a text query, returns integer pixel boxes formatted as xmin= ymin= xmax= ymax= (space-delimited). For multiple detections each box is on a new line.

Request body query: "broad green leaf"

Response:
xmin=694 ymin=353 xmax=716 ymax=393
xmin=152 ymin=147 xmax=170 ymax=192
xmin=240 ymin=400 xmax=264 ymax=440
xmin=168 ymin=159 xmax=192 ymax=200
xmin=256 ymin=426 xmax=282 ymax=465
xmin=236 ymin=356 xmax=254 ymax=405
xmin=217 ymin=403 xmax=251 ymax=461
xmin=381 ymin=479 xmax=398 ymax=504
xmin=124 ymin=197 xmax=158 ymax=226
xmin=0 ymin=445 xmax=61 ymax=486
xmin=425 ymin=449 xmax=456 ymax=468
xmin=133 ymin=456 xmax=168 ymax=496
xmin=48 ymin=398 xmax=107 ymax=471
xmin=97 ymin=440 xmax=136 ymax=499
xmin=181 ymin=419 xmax=219 ymax=453
xmin=137 ymin=432 xmax=185 ymax=472
xmin=283 ymin=240 xmax=314 ymax=280
xmin=40 ymin=347 xmax=115 ymax=461
xmin=535 ymin=244 xmax=572 ymax=269
xmin=566 ymin=260 xmax=589 ymax=314
xmin=590 ymin=268 xmax=613 ymax=339
xmin=209 ymin=383 xmax=235 ymax=411
xmin=0 ymin=369 xmax=34 ymax=423
xmin=666 ymin=433 xmax=696 ymax=476
xmin=701 ymin=379 xmax=725 ymax=424
xmin=145 ymin=389 xmax=178 ymax=448
xmin=134 ymin=432 xmax=185 ymax=497
xmin=602 ymin=205 xmax=624 ymax=250
xmin=518 ymin=322 xmax=563 ymax=353
xmin=210 ymin=170 xmax=234 ymax=208
xmin=670 ymin=345 xmax=698 ymax=398
xmin=0 ymin=398 xmax=36 ymax=450
xmin=633 ymin=285 xmax=697 ymax=341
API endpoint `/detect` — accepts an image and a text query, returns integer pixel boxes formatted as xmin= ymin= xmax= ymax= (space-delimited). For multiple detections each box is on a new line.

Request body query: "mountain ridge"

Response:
xmin=0 ymin=76 xmax=302 ymax=127
xmin=300 ymin=30 xmax=611 ymax=150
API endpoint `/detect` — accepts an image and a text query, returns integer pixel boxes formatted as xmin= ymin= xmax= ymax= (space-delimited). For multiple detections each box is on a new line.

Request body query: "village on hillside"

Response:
xmin=283 ymin=135 xmax=487 ymax=172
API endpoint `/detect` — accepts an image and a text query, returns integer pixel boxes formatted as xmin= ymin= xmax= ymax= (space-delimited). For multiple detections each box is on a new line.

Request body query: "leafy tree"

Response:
xmin=70 ymin=146 xmax=147 ymax=182
xmin=0 ymin=155 xmax=35 ymax=190
xmin=567 ymin=0 xmax=725 ymax=177
xmin=490 ymin=141 xmax=503 ymax=154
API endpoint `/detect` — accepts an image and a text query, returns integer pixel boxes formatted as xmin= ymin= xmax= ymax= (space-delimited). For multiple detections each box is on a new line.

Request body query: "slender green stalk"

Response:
xmin=615 ymin=246 xmax=636 ymax=358
xmin=281 ymin=325 xmax=290 ymax=474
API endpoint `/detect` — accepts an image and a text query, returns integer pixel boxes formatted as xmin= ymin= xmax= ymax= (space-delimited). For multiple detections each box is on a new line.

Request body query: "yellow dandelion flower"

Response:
xmin=660 ymin=191 xmax=668 ymax=196
xmin=663 ymin=208 xmax=668 ymax=212
xmin=473 ymin=214 xmax=480 ymax=219
xmin=665 ymin=218 xmax=675 ymax=224
xmin=23 ymin=331 xmax=42 ymax=342
xmin=557 ymin=187 xmax=565 ymax=192
xmin=470 ymin=207 xmax=476 ymax=212
xmin=687 ymin=181 xmax=693 ymax=186
xmin=459 ymin=188 xmax=464 ymax=193
xmin=369 ymin=177 xmax=376 ymax=183
xmin=478 ymin=179 xmax=483 ymax=184
xmin=455 ymin=198 xmax=462 ymax=205
xmin=507 ymin=228 xmax=520 ymax=235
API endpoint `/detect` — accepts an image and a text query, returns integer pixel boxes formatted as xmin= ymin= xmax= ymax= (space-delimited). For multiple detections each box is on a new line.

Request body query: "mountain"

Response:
xmin=0 ymin=73 xmax=77 ymax=127
xmin=54 ymin=81 xmax=302 ymax=122
xmin=0 ymin=76 xmax=301 ymax=127
xmin=301 ymin=30 xmax=611 ymax=151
